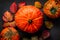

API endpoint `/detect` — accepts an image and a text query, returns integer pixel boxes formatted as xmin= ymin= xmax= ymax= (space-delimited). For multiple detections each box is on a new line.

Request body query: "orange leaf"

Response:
xmin=2 ymin=11 xmax=13 ymax=22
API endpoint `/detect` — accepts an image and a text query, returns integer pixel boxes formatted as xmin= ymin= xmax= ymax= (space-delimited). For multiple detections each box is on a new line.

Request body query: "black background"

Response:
xmin=0 ymin=0 xmax=60 ymax=40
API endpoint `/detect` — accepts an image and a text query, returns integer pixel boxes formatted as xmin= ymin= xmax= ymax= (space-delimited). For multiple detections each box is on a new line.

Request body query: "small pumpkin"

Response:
xmin=15 ymin=6 xmax=43 ymax=33
xmin=0 ymin=27 xmax=20 ymax=40
xmin=43 ymin=0 xmax=60 ymax=18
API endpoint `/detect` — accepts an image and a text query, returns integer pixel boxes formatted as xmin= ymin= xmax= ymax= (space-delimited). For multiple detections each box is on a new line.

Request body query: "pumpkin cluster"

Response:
xmin=1 ymin=0 xmax=60 ymax=40
xmin=1 ymin=1 xmax=43 ymax=40
xmin=2 ymin=1 xmax=44 ymax=33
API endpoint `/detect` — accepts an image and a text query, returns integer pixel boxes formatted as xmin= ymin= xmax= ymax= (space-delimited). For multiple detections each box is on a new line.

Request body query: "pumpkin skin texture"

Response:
xmin=0 ymin=27 xmax=20 ymax=40
xmin=43 ymin=0 xmax=60 ymax=18
xmin=15 ymin=6 xmax=43 ymax=33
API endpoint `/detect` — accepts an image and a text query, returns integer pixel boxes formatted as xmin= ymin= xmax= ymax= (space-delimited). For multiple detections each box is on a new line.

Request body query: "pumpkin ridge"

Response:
xmin=17 ymin=18 xmax=27 ymax=22
xmin=24 ymin=24 xmax=29 ymax=31
xmin=33 ymin=16 xmax=43 ymax=21
xmin=18 ymin=15 xmax=28 ymax=20
xmin=32 ymin=12 xmax=41 ymax=19
xmin=21 ymin=22 xmax=28 ymax=30
xmin=27 ymin=12 xmax=31 ymax=19
xmin=19 ymin=18 xmax=28 ymax=21
xmin=16 ymin=11 xmax=28 ymax=19
xmin=25 ymin=24 xmax=33 ymax=33
xmin=32 ymin=24 xmax=38 ymax=30
xmin=28 ymin=25 xmax=33 ymax=33
xmin=18 ymin=18 xmax=28 ymax=21
xmin=33 ymin=22 xmax=41 ymax=28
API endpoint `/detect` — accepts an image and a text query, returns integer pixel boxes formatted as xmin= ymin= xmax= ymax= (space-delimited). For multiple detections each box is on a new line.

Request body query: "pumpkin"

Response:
xmin=0 ymin=27 xmax=20 ymax=40
xmin=15 ymin=6 xmax=43 ymax=33
xmin=43 ymin=0 xmax=60 ymax=18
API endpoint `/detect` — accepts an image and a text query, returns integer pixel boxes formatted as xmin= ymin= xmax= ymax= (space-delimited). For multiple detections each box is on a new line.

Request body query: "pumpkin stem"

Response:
xmin=28 ymin=19 xmax=32 ymax=24
xmin=50 ymin=7 xmax=57 ymax=14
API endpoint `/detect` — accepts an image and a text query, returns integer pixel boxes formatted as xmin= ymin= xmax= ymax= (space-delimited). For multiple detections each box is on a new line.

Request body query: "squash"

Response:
xmin=15 ymin=6 xmax=43 ymax=33
xmin=0 ymin=27 xmax=20 ymax=40
xmin=43 ymin=0 xmax=60 ymax=18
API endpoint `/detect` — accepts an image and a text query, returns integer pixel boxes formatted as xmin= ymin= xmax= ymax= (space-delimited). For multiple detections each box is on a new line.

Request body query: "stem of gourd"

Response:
xmin=28 ymin=19 xmax=32 ymax=24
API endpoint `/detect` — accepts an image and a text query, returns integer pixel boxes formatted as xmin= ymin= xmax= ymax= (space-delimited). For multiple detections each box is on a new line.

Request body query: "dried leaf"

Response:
xmin=3 ymin=22 xmax=10 ymax=27
xmin=34 ymin=1 xmax=42 ymax=8
xmin=3 ymin=21 xmax=16 ymax=28
xmin=23 ymin=38 xmax=30 ymax=40
xmin=2 ymin=11 xmax=13 ymax=22
xmin=45 ymin=21 xmax=54 ymax=29
xmin=9 ymin=21 xmax=16 ymax=27
xmin=31 ymin=36 xmax=38 ymax=40
xmin=38 ymin=37 xmax=43 ymax=40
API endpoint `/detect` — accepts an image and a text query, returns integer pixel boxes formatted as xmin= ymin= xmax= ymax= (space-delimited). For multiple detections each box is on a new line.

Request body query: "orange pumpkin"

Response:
xmin=43 ymin=0 xmax=60 ymax=18
xmin=15 ymin=6 xmax=43 ymax=33
xmin=0 ymin=27 xmax=20 ymax=40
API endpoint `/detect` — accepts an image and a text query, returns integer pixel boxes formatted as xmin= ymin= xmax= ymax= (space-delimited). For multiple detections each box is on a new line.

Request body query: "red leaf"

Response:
xmin=42 ymin=30 xmax=50 ymax=39
xmin=18 ymin=2 xmax=26 ymax=8
xmin=10 ymin=2 xmax=17 ymax=13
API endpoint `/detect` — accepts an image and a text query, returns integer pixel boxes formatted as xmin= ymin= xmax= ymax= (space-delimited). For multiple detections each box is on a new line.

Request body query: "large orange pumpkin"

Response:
xmin=0 ymin=27 xmax=20 ymax=40
xmin=15 ymin=5 xmax=43 ymax=33
xmin=43 ymin=0 xmax=60 ymax=18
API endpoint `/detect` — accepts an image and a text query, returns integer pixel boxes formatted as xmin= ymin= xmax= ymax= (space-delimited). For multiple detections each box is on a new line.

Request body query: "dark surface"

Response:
xmin=0 ymin=0 xmax=60 ymax=40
